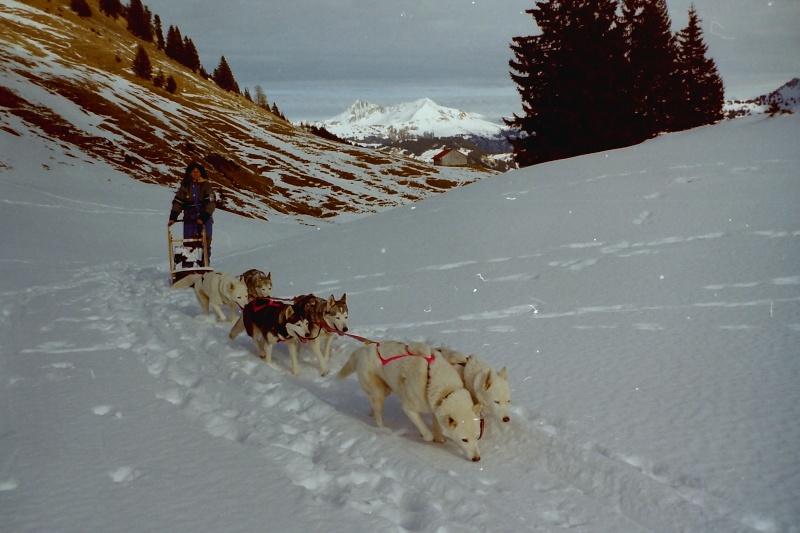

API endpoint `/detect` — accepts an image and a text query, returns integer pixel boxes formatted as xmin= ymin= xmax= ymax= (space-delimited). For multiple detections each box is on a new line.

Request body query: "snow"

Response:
xmin=313 ymin=98 xmax=506 ymax=140
xmin=1 ymin=113 xmax=799 ymax=532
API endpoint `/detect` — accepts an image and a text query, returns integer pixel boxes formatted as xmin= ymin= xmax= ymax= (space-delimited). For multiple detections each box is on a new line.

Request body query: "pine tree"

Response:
xmin=70 ymin=0 xmax=92 ymax=17
xmin=212 ymin=56 xmax=238 ymax=92
xmin=152 ymin=69 xmax=165 ymax=88
xmin=182 ymin=38 xmax=201 ymax=72
xmin=154 ymin=15 xmax=165 ymax=50
xmin=127 ymin=0 xmax=153 ymax=42
xmin=99 ymin=0 xmax=122 ymax=18
xmin=674 ymin=6 xmax=724 ymax=129
xmin=622 ymin=0 xmax=681 ymax=136
xmin=506 ymin=0 xmax=635 ymax=166
xmin=165 ymin=26 xmax=183 ymax=62
xmin=166 ymin=75 xmax=177 ymax=94
xmin=132 ymin=45 xmax=152 ymax=80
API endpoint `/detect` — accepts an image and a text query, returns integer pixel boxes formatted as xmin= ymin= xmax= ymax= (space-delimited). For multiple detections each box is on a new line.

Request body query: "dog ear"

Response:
xmin=340 ymin=293 xmax=346 ymax=303
xmin=447 ymin=416 xmax=457 ymax=429
xmin=327 ymin=295 xmax=335 ymax=310
xmin=483 ymin=370 xmax=493 ymax=391
xmin=267 ymin=272 xmax=271 ymax=280
xmin=499 ymin=367 xmax=508 ymax=380
xmin=283 ymin=306 xmax=294 ymax=319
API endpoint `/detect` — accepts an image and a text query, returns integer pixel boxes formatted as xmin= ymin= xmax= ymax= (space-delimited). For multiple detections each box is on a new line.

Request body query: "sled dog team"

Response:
xmin=172 ymin=269 xmax=510 ymax=461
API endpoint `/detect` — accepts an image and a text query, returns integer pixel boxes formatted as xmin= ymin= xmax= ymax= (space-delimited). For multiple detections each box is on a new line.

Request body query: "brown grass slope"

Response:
xmin=0 ymin=0 xmax=489 ymax=221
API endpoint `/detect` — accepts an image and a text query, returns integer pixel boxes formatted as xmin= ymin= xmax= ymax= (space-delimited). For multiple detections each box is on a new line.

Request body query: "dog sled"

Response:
xmin=168 ymin=220 xmax=212 ymax=284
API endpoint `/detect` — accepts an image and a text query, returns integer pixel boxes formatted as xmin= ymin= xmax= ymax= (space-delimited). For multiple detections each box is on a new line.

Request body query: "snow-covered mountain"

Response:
xmin=312 ymin=98 xmax=508 ymax=141
xmin=725 ymin=77 xmax=800 ymax=118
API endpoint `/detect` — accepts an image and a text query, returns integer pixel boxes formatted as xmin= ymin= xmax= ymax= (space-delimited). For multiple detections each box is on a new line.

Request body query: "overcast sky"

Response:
xmin=143 ymin=0 xmax=800 ymax=122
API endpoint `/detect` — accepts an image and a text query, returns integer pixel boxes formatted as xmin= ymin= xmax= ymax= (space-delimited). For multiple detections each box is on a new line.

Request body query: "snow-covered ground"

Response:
xmin=1 ymin=114 xmax=798 ymax=532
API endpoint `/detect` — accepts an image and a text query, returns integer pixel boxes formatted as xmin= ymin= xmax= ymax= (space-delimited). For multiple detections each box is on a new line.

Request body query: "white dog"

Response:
xmin=338 ymin=341 xmax=482 ymax=461
xmin=172 ymin=271 xmax=249 ymax=322
xmin=438 ymin=347 xmax=511 ymax=423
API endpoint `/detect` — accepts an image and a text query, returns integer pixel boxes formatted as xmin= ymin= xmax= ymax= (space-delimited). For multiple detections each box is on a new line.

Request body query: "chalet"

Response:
xmin=432 ymin=148 xmax=468 ymax=167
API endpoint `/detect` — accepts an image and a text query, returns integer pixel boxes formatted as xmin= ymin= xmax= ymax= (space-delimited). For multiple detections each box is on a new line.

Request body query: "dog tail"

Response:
xmin=336 ymin=350 xmax=359 ymax=380
xmin=172 ymin=274 xmax=201 ymax=290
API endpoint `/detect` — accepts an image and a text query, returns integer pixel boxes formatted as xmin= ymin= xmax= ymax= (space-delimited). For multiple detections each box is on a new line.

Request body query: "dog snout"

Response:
xmin=471 ymin=455 xmax=481 ymax=462
xmin=503 ymin=416 xmax=510 ymax=422
xmin=342 ymin=326 xmax=349 ymax=332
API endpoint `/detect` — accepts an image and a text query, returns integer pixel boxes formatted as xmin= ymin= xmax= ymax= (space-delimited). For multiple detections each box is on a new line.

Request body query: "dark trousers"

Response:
xmin=183 ymin=218 xmax=213 ymax=265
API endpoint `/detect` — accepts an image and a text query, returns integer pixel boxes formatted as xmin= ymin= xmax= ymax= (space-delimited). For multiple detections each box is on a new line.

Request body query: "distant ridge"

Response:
xmin=312 ymin=98 xmax=508 ymax=141
xmin=724 ymin=78 xmax=799 ymax=118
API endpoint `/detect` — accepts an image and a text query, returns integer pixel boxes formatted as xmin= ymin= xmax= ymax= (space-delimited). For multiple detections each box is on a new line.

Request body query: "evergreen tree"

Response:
xmin=622 ymin=0 xmax=681 ymax=136
xmin=99 ymin=0 xmax=123 ymax=18
xmin=506 ymin=0 xmax=635 ymax=166
xmin=127 ymin=0 xmax=153 ymax=42
xmin=154 ymin=15 xmax=165 ymax=50
xmin=165 ymin=26 xmax=183 ymax=61
xmin=243 ymin=87 xmax=252 ymax=102
xmin=70 ymin=0 xmax=92 ymax=17
xmin=182 ymin=38 xmax=201 ymax=72
xmin=166 ymin=75 xmax=178 ymax=94
xmin=212 ymin=56 xmax=238 ymax=92
xmin=153 ymin=69 xmax=165 ymax=88
xmin=132 ymin=45 xmax=152 ymax=80
xmin=674 ymin=6 xmax=724 ymax=129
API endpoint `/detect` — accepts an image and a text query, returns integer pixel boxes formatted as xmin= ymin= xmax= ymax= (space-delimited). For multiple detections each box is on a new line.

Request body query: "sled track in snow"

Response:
xmin=3 ymin=264 xmax=768 ymax=532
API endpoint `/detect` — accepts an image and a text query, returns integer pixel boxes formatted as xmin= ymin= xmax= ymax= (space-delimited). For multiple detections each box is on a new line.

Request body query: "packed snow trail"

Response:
xmin=1 ymin=262 xmax=769 ymax=532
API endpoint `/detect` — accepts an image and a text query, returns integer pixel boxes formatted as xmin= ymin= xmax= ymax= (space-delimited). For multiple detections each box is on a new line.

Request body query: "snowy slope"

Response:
xmin=0 ymin=0 xmax=486 ymax=223
xmin=314 ymin=98 xmax=507 ymax=140
xmin=1 ymin=111 xmax=798 ymax=532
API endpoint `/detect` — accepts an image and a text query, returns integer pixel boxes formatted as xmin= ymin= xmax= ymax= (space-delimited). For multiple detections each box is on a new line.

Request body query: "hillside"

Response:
xmin=0 ymin=0 xmax=489 ymax=222
xmin=724 ymin=77 xmax=800 ymax=118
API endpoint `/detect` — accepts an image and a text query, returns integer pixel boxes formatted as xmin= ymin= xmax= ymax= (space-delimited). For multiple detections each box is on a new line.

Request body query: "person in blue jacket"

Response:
xmin=168 ymin=162 xmax=216 ymax=264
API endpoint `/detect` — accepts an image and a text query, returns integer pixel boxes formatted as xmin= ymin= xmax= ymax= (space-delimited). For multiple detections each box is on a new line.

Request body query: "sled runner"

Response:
xmin=168 ymin=221 xmax=212 ymax=284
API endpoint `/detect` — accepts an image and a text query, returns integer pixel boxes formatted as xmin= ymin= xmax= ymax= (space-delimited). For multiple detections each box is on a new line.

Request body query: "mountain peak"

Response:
xmin=316 ymin=98 xmax=504 ymax=140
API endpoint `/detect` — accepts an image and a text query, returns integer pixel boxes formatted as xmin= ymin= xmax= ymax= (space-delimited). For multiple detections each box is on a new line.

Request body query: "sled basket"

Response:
xmin=168 ymin=222 xmax=213 ymax=284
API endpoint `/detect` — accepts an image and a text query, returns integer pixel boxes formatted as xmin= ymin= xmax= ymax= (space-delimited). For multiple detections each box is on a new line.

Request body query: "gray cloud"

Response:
xmin=145 ymin=0 xmax=800 ymax=120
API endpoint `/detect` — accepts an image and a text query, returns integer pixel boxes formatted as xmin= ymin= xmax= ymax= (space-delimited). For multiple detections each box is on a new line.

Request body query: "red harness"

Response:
xmin=376 ymin=343 xmax=435 ymax=366
xmin=251 ymin=298 xmax=282 ymax=312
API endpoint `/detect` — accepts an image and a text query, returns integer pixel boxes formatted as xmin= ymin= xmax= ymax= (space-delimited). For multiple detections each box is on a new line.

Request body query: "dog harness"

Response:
xmin=251 ymin=298 xmax=282 ymax=312
xmin=376 ymin=344 xmax=435 ymax=366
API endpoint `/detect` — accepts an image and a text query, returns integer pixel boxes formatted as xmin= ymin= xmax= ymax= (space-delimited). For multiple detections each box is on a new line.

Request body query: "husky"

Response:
xmin=292 ymin=293 xmax=348 ymax=376
xmin=239 ymin=269 xmax=272 ymax=298
xmin=229 ymin=298 xmax=311 ymax=374
xmin=438 ymin=347 xmax=511 ymax=423
xmin=337 ymin=341 xmax=482 ymax=461
xmin=172 ymin=271 xmax=249 ymax=322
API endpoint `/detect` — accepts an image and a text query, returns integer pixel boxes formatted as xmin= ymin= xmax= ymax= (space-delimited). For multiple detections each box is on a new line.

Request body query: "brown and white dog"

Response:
xmin=292 ymin=293 xmax=348 ymax=376
xmin=239 ymin=269 xmax=272 ymax=298
xmin=229 ymin=298 xmax=310 ymax=374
